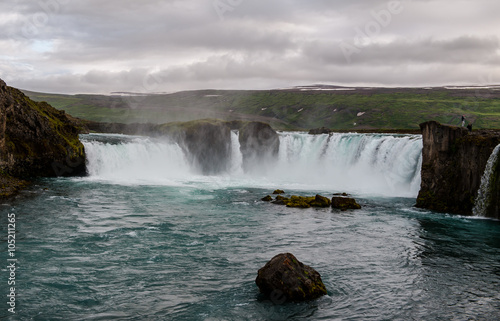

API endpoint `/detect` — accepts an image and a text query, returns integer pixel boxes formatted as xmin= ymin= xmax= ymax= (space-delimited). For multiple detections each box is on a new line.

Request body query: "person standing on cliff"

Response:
xmin=462 ymin=115 xmax=466 ymax=127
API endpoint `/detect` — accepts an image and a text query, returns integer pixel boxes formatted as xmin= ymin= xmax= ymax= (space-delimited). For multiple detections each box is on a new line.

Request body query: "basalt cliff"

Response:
xmin=416 ymin=121 xmax=500 ymax=219
xmin=0 ymin=78 xmax=86 ymax=197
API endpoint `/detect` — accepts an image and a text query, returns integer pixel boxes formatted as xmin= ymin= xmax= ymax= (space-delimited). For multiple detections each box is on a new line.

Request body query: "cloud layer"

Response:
xmin=1 ymin=0 xmax=499 ymax=93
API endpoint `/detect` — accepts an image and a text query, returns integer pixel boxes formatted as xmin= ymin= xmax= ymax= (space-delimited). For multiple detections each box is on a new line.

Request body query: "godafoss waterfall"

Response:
xmin=2 ymin=131 xmax=500 ymax=320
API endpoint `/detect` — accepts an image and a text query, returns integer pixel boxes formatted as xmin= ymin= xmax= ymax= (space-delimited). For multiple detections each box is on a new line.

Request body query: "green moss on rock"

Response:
xmin=0 ymin=78 xmax=86 ymax=178
xmin=331 ymin=196 xmax=361 ymax=210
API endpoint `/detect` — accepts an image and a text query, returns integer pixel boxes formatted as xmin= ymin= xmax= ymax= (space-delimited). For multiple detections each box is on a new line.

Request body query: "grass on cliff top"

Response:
xmin=23 ymin=88 xmax=500 ymax=130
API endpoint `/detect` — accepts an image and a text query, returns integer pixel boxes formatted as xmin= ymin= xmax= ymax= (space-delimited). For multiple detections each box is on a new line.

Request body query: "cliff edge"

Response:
xmin=0 ymin=79 xmax=86 ymax=197
xmin=416 ymin=121 xmax=500 ymax=218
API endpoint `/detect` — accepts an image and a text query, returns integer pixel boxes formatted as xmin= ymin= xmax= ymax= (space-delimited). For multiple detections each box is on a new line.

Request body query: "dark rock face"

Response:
xmin=416 ymin=121 xmax=500 ymax=217
xmin=256 ymin=253 xmax=327 ymax=303
xmin=238 ymin=122 xmax=279 ymax=172
xmin=308 ymin=127 xmax=331 ymax=135
xmin=331 ymin=196 xmax=361 ymax=210
xmin=0 ymin=79 xmax=86 ymax=178
xmin=159 ymin=120 xmax=232 ymax=175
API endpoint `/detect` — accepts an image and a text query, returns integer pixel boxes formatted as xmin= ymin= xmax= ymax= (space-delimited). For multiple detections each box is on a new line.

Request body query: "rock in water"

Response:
xmin=310 ymin=194 xmax=331 ymax=207
xmin=239 ymin=121 xmax=279 ymax=172
xmin=256 ymin=253 xmax=327 ymax=303
xmin=0 ymin=78 xmax=86 ymax=178
xmin=331 ymin=196 xmax=361 ymax=210
xmin=261 ymin=195 xmax=273 ymax=202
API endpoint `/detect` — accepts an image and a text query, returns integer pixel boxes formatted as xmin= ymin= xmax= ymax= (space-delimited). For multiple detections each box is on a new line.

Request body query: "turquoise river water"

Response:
xmin=1 ymin=132 xmax=499 ymax=320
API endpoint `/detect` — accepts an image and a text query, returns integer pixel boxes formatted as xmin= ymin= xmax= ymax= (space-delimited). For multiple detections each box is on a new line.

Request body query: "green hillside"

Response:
xmin=23 ymin=86 xmax=500 ymax=130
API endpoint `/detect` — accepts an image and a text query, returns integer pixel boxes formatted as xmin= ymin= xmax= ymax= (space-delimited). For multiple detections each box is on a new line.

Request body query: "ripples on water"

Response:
xmin=1 ymin=180 xmax=500 ymax=320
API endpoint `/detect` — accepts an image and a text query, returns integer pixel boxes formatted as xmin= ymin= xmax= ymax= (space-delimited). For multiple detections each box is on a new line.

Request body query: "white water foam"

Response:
xmin=473 ymin=144 xmax=500 ymax=217
xmin=81 ymin=132 xmax=423 ymax=197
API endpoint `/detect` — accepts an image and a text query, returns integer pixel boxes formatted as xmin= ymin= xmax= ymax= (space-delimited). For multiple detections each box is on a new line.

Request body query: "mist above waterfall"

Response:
xmin=81 ymin=132 xmax=422 ymax=197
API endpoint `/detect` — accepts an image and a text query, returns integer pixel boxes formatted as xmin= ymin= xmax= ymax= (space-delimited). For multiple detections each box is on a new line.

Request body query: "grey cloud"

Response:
xmin=1 ymin=0 xmax=499 ymax=93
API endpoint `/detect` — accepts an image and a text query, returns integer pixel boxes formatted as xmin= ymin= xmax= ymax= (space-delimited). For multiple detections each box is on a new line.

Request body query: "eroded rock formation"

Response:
xmin=416 ymin=121 xmax=500 ymax=218
xmin=159 ymin=120 xmax=232 ymax=175
xmin=0 ymin=78 xmax=86 ymax=181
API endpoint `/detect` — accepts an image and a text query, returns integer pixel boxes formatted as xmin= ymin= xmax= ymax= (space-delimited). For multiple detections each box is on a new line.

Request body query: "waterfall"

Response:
xmin=81 ymin=132 xmax=423 ymax=197
xmin=83 ymin=134 xmax=190 ymax=185
xmin=473 ymin=144 xmax=500 ymax=217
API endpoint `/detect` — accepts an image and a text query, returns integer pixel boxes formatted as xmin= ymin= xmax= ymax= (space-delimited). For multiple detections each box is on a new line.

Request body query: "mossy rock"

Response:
xmin=256 ymin=253 xmax=327 ymax=303
xmin=0 ymin=78 xmax=86 ymax=178
xmin=309 ymin=194 xmax=331 ymax=207
xmin=331 ymin=196 xmax=361 ymax=210
xmin=261 ymin=195 xmax=273 ymax=202
xmin=273 ymin=189 xmax=285 ymax=194
xmin=286 ymin=195 xmax=313 ymax=208
xmin=0 ymin=173 xmax=30 ymax=199
xmin=272 ymin=195 xmax=290 ymax=205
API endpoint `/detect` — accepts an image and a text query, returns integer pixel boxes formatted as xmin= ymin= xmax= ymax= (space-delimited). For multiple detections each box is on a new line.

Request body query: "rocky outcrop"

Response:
xmin=263 ymin=193 xmax=358 ymax=209
xmin=308 ymin=127 xmax=331 ymax=135
xmin=331 ymin=196 xmax=362 ymax=210
xmin=238 ymin=121 xmax=279 ymax=172
xmin=416 ymin=121 xmax=500 ymax=217
xmin=256 ymin=253 xmax=327 ymax=303
xmin=159 ymin=119 xmax=232 ymax=175
xmin=0 ymin=79 xmax=86 ymax=180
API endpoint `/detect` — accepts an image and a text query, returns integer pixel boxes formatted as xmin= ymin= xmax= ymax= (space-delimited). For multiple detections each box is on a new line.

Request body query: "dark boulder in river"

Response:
xmin=331 ymin=196 xmax=361 ymax=210
xmin=256 ymin=253 xmax=327 ymax=303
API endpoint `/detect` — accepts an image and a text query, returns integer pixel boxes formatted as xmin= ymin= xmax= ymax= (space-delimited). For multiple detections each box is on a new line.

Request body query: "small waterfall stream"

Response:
xmin=473 ymin=144 xmax=500 ymax=217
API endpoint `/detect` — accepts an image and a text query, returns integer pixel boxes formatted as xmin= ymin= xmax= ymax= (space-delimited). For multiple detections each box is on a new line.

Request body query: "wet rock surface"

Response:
xmin=256 ymin=253 xmax=327 ymax=303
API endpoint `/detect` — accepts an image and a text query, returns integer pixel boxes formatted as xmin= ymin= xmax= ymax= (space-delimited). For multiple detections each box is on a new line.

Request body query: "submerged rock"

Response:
xmin=256 ymin=253 xmax=327 ymax=303
xmin=331 ymin=196 xmax=361 ymax=210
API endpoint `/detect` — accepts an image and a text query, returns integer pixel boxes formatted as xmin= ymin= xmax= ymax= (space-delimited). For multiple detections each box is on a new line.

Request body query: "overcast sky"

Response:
xmin=1 ymin=0 xmax=499 ymax=94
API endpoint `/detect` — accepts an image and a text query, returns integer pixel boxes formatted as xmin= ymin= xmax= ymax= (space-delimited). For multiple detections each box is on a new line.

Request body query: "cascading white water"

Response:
xmin=83 ymin=134 xmax=190 ymax=185
xmin=473 ymin=144 xmax=500 ymax=217
xmin=268 ymin=133 xmax=422 ymax=197
xmin=81 ymin=132 xmax=422 ymax=197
